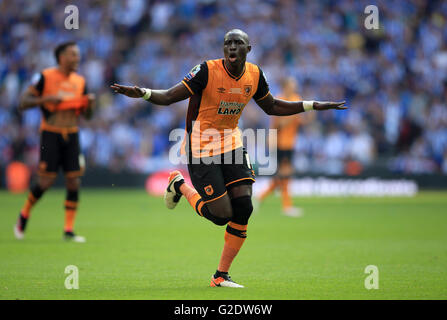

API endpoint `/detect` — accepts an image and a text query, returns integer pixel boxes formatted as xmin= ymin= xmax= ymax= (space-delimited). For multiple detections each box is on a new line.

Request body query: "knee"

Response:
xmin=39 ymin=182 xmax=51 ymax=191
xmin=230 ymin=196 xmax=253 ymax=225
xmin=209 ymin=204 xmax=233 ymax=220
xmin=38 ymin=177 xmax=55 ymax=191
xmin=65 ymin=177 xmax=80 ymax=191
xmin=212 ymin=216 xmax=231 ymax=226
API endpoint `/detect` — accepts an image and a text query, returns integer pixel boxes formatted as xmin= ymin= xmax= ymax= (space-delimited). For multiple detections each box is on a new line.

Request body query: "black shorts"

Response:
xmin=277 ymin=149 xmax=293 ymax=164
xmin=187 ymin=147 xmax=255 ymax=203
xmin=38 ymin=130 xmax=84 ymax=178
xmin=273 ymin=149 xmax=294 ymax=176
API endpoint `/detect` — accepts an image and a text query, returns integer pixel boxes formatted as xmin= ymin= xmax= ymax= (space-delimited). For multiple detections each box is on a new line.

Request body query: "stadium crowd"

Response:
xmin=1 ymin=0 xmax=446 ymax=175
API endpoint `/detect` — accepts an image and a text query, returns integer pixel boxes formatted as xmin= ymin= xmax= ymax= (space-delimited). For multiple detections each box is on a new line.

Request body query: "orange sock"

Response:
xmin=21 ymin=185 xmax=46 ymax=218
xmin=259 ymin=179 xmax=278 ymax=202
xmin=21 ymin=192 xmax=38 ymax=218
xmin=64 ymin=200 xmax=77 ymax=232
xmin=280 ymin=178 xmax=292 ymax=209
xmin=180 ymin=182 xmax=205 ymax=215
xmin=218 ymin=222 xmax=247 ymax=273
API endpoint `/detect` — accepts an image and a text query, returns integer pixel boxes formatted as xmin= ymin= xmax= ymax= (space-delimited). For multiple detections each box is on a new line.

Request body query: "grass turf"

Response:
xmin=0 ymin=189 xmax=446 ymax=300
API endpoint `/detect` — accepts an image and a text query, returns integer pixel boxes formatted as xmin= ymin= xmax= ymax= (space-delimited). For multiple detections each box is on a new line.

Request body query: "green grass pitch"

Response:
xmin=0 ymin=189 xmax=446 ymax=300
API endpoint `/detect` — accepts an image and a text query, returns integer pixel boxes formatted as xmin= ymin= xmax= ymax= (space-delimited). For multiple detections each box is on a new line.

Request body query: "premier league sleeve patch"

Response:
xmin=185 ymin=64 xmax=201 ymax=80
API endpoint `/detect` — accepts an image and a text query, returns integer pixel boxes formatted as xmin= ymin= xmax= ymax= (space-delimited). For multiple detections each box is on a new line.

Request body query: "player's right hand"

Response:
xmin=313 ymin=101 xmax=347 ymax=110
xmin=110 ymin=84 xmax=144 ymax=98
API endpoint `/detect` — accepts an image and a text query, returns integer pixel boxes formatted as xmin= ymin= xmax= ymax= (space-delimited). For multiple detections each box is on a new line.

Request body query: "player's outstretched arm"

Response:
xmin=256 ymin=93 xmax=347 ymax=116
xmin=110 ymin=82 xmax=192 ymax=105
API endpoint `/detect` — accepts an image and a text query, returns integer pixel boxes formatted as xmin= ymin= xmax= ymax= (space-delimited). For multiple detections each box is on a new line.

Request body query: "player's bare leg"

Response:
xmin=253 ymin=177 xmax=279 ymax=212
xmin=14 ymin=175 xmax=55 ymax=240
xmin=258 ymin=177 xmax=279 ymax=202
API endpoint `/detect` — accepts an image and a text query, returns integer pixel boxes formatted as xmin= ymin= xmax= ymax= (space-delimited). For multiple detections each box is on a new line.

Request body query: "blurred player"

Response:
xmin=14 ymin=42 xmax=95 ymax=242
xmin=257 ymin=77 xmax=314 ymax=217
xmin=111 ymin=29 xmax=346 ymax=287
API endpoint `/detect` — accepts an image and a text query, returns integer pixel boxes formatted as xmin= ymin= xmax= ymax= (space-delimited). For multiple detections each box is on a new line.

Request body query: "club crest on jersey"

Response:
xmin=185 ymin=64 xmax=201 ymax=80
xmin=244 ymin=85 xmax=252 ymax=97
xmin=204 ymin=185 xmax=214 ymax=196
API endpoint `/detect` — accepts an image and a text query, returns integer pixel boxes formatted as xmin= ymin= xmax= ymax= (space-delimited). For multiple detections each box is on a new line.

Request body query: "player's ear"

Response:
xmin=247 ymin=45 xmax=252 ymax=53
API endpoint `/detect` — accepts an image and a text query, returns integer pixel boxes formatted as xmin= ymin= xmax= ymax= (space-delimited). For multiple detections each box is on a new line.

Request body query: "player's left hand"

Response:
xmin=110 ymin=84 xmax=144 ymax=98
xmin=314 ymin=101 xmax=347 ymax=110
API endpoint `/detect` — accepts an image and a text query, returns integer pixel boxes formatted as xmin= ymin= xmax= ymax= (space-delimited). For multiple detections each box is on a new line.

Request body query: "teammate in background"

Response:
xmin=14 ymin=42 xmax=95 ymax=243
xmin=257 ymin=77 xmax=314 ymax=217
xmin=111 ymin=29 xmax=346 ymax=287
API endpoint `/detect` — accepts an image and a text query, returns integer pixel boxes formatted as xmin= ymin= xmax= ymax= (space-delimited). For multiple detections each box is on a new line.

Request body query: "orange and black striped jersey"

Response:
xmin=181 ymin=59 xmax=270 ymax=158
xmin=30 ymin=67 xmax=87 ymax=122
xmin=271 ymin=93 xmax=301 ymax=151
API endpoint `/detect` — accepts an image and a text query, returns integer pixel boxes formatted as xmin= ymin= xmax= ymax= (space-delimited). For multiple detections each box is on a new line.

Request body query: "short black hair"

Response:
xmin=224 ymin=29 xmax=250 ymax=45
xmin=54 ymin=41 xmax=77 ymax=63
